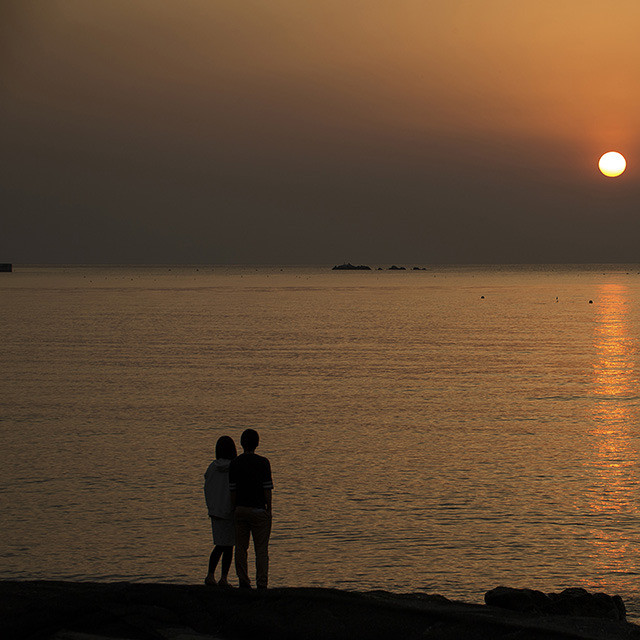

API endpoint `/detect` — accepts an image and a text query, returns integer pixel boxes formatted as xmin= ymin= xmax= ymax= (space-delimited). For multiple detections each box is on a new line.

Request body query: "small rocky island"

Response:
xmin=1 ymin=580 xmax=637 ymax=640
xmin=332 ymin=263 xmax=372 ymax=270
xmin=332 ymin=264 xmax=428 ymax=271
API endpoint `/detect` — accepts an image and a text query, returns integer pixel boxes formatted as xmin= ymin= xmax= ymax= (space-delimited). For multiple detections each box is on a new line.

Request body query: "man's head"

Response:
xmin=240 ymin=428 xmax=259 ymax=452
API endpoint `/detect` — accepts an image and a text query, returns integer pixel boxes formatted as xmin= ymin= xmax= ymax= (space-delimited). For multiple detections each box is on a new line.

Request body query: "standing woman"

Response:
xmin=204 ymin=435 xmax=237 ymax=587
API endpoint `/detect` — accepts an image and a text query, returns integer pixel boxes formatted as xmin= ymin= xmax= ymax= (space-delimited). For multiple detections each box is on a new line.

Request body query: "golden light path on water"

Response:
xmin=588 ymin=283 xmax=640 ymax=586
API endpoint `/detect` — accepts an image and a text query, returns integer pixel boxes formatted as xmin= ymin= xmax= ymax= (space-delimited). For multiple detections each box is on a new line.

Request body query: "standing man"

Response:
xmin=229 ymin=428 xmax=273 ymax=589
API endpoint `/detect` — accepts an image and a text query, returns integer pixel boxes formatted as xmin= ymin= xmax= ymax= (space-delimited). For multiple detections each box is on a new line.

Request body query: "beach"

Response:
xmin=2 ymin=580 xmax=638 ymax=640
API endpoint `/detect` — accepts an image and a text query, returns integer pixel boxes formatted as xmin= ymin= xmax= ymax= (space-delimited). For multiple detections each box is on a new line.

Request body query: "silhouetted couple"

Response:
xmin=203 ymin=428 xmax=273 ymax=589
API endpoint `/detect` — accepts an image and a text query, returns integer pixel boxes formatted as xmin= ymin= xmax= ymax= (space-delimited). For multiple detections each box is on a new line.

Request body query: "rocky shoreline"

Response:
xmin=2 ymin=580 xmax=639 ymax=640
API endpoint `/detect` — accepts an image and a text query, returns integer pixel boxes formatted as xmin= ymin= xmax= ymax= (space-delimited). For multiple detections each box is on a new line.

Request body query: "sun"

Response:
xmin=598 ymin=151 xmax=626 ymax=177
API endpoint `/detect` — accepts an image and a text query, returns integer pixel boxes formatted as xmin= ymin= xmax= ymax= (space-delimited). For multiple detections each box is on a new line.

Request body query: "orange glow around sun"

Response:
xmin=598 ymin=152 xmax=626 ymax=177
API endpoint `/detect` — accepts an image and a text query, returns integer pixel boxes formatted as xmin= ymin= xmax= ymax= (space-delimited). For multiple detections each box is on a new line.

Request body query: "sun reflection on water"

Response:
xmin=587 ymin=283 xmax=640 ymax=586
xmin=593 ymin=284 xmax=636 ymax=400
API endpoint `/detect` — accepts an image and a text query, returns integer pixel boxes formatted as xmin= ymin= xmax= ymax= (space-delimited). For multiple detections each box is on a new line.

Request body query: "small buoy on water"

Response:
xmin=589 ymin=300 xmax=593 ymax=304
xmin=480 ymin=295 xmax=485 ymax=299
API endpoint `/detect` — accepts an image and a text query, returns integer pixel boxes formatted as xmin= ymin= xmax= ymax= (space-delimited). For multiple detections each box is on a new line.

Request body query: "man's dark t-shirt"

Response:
xmin=229 ymin=453 xmax=273 ymax=508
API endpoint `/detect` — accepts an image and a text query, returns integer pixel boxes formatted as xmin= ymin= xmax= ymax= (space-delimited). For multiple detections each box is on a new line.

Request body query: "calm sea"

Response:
xmin=2 ymin=265 xmax=640 ymax=616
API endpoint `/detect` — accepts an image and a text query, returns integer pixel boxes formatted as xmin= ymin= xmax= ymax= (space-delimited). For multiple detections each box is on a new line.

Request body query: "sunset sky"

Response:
xmin=3 ymin=1 xmax=640 ymax=264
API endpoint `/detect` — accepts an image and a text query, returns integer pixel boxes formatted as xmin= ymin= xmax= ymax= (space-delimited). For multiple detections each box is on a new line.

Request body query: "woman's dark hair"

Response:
xmin=240 ymin=428 xmax=259 ymax=451
xmin=216 ymin=435 xmax=237 ymax=460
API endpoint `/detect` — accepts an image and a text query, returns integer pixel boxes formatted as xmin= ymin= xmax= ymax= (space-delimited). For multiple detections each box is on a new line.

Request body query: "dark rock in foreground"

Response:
xmin=2 ymin=581 xmax=639 ymax=640
xmin=332 ymin=263 xmax=372 ymax=270
xmin=485 ymin=586 xmax=626 ymax=621
xmin=0 ymin=263 xmax=12 ymax=272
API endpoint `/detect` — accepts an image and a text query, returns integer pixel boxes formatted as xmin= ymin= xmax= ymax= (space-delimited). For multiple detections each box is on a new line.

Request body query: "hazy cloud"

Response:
xmin=3 ymin=1 xmax=640 ymax=263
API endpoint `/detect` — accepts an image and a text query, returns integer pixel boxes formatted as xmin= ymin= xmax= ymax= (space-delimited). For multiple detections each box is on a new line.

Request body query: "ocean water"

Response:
xmin=2 ymin=265 xmax=640 ymax=616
